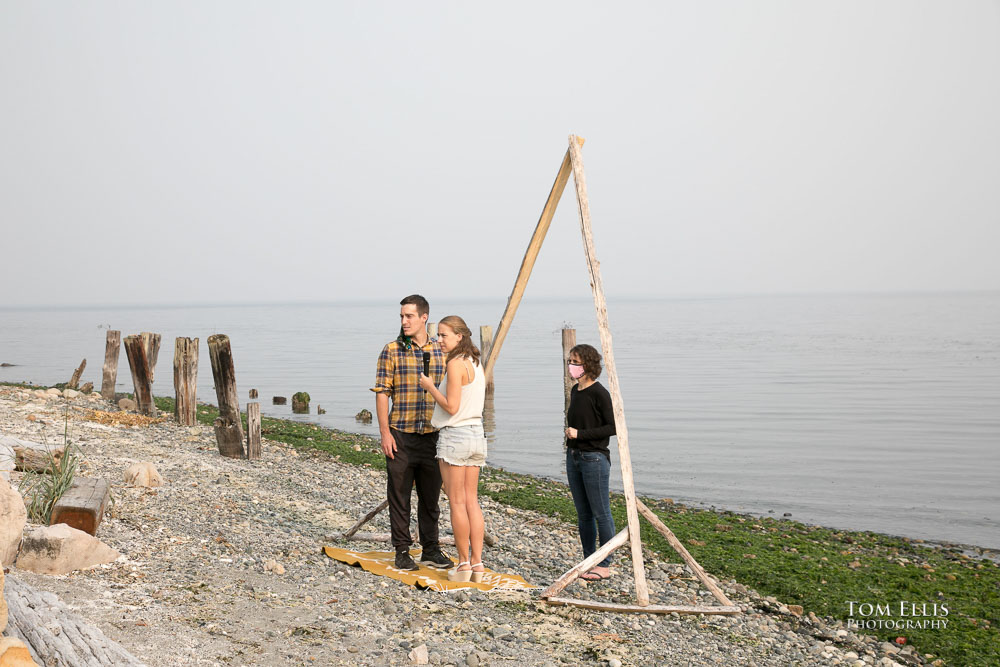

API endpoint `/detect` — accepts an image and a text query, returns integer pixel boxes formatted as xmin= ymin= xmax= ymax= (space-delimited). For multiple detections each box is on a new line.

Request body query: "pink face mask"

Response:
xmin=568 ymin=363 xmax=585 ymax=380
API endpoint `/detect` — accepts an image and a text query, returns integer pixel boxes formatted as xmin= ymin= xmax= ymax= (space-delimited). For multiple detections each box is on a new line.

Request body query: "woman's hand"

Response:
xmin=565 ymin=427 xmax=578 ymax=439
xmin=418 ymin=373 xmax=435 ymax=391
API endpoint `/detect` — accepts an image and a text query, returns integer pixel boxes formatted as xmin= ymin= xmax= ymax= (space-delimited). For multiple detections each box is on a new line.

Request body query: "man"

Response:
xmin=371 ymin=295 xmax=452 ymax=570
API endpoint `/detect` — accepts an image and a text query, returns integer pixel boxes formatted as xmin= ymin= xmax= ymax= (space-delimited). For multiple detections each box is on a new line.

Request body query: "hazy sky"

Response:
xmin=2 ymin=2 xmax=998 ymax=307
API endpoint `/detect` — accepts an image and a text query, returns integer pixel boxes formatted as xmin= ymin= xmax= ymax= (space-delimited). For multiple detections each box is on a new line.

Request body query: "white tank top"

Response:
xmin=431 ymin=357 xmax=486 ymax=429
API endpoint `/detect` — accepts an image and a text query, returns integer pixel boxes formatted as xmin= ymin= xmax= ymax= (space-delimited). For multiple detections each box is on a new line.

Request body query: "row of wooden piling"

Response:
xmin=98 ymin=330 xmax=260 ymax=461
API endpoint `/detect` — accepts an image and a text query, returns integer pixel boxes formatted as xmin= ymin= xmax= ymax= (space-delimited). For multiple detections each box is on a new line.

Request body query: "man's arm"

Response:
xmin=375 ymin=391 xmax=396 ymax=458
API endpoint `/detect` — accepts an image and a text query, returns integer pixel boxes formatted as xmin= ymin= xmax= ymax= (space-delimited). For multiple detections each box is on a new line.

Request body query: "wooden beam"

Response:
xmin=50 ymin=478 xmax=110 ymax=536
xmin=567 ymin=134 xmax=649 ymax=606
xmin=636 ymin=500 xmax=735 ymax=607
xmin=544 ymin=597 xmax=741 ymax=615
xmin=540 ymin=527 xmax=629 ymax=599
xmin=483 ymin=137 xmax=584 ymax=380
xmin=341 ymin=531 xmax=497 ymax=548
xmin=246 ymin=401 xmax=262 ymax=460
xmin=561 ymin=327 xmax=577 ymax=428
xmin=479 ymin=325 xmax=495 ymax=393
xmin=100 ymin=330 xmax=120 ymax=400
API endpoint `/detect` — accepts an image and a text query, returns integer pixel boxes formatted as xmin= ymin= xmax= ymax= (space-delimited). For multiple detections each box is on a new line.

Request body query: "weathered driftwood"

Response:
xmin=100 ymin=330 xmax=121 ymax=401
xmin=249 ymin=388 xmax=258 ymax=399
xmin=636 ymin=499 xmax=735 ymax=607
xmin=246 ymin=402 xmax=261 ymax=461
xmin=540 ymin=528 xmax=629 ymax=599
xmin=172 ymin=337 xmax=199 ymax=426
xmin=568 ymin=134 xmax=649 ymax=605
xmin=139 ymin=332 xmax=161 ymax=384
xmin=79 ymin=381 xmax=94 ymax=394
xmin=341 ymin=499 xmax=496 ymax=546
xmin=339 ymin=532 xmax=497 ymax=548
xmin=50 ymin=477 xmax=110 ymax=536
xmin=122 ymin=336 xmax=157 ymax=417
xmin=4 ymin=575 xmax=146 ymax=666
xmin=427 ymin=322 xmax=437 ymax=339
xmin=0 ymin=435 xmax=65 ymax=473
xmin=544 ymin=597 xmax=741 ymax=615
xmin=207 ymin=334 xmax=244 ymax=458
xmin=342 ymin=500 xmax=389 ymax=539
xmin=482 ymin=137 xmax=584 ymax=381
xmin=561 ymin=327 xmax=577 ymax=428
xmin=66 ymin=358 xmax=86 ymax=390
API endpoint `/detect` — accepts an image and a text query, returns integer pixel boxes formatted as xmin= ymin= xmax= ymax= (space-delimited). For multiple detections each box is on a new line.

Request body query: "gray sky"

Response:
xmin=2 ymin=2 xmax=998 ymax=307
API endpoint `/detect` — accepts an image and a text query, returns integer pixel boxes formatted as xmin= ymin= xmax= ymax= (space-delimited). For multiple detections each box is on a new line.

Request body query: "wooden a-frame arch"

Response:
xmin=339 ymin=135 xmax=740 ymax=615
xmin=481 ymin=135 xmax=740 ymax=615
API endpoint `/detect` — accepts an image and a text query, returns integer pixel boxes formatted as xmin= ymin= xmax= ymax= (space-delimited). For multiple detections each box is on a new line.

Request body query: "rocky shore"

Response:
xmin=0 ymin=384 xmax=937 ymax=666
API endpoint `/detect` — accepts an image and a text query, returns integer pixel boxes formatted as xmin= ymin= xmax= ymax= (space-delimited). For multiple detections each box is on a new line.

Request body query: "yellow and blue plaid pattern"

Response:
xmin=372 ymin=334 xmax=446 ymax=434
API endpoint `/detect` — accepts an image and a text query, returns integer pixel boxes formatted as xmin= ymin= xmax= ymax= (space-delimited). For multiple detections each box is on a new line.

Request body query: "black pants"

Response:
xmin=386 ymin=428 xmax=442 ymax=550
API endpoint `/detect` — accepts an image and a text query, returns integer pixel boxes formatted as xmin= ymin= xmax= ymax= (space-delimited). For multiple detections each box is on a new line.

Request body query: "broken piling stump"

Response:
xmin=122 ymin=335 xmax=157 ymax=417
xmin=208 ymin=334 xmax=245 ymax=458
xmin=67 ymin=358 xmax=86 ymax=390
xmin=173 ymin=337 xmax=199 ymax=426
xmin=100 ymin=330 xmax=121 ymax=400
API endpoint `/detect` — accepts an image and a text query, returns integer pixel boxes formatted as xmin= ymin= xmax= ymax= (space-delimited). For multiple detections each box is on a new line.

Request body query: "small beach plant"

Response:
xmin=20 ymin=408 xmax=80 ymax=524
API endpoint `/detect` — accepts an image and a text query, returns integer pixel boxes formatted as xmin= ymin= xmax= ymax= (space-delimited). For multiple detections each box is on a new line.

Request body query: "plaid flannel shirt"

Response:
xmin=371 ymin=333 xmax=446 ymax=434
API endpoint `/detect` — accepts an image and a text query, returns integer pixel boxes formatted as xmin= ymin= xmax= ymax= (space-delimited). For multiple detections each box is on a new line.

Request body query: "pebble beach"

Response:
xmin=0 ymin=384 xmax=937 ymax=666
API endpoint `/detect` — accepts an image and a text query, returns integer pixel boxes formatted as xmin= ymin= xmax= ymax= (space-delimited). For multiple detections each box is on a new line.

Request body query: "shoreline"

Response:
xmin=2 ymin=382 xmax=999 ymax=666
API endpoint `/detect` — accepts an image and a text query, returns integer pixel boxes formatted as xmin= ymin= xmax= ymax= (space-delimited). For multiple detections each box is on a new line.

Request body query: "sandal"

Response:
xmin=580 ymin=569 xmax=611 ymax=582
xmin=470 ymin=562 xmax=485 ymax=584
xmin=448 ymin=561 xmax=472 ymax=582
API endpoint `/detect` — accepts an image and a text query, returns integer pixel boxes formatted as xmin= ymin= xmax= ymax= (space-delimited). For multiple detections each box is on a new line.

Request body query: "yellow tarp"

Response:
xmin=322 ymin=546 xmax=537 ymax=592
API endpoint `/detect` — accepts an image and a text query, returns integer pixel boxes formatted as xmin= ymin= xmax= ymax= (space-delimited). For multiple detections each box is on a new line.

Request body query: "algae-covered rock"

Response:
xmin=292 ymin=392 xmax=310 ymax=413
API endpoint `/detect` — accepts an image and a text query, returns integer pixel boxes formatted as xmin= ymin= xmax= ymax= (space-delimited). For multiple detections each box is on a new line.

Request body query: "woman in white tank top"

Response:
xmin=418 ymin=315 xmax=488 ymax=582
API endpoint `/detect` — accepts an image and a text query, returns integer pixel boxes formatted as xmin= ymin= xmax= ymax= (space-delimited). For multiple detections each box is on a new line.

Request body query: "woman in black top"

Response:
xmin=564 ymin=343 xmax=616 ymax=581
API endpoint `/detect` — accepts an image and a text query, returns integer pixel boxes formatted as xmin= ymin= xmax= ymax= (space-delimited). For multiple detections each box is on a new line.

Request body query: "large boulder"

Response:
xmin=0 ymin=476 xmax=26 ymax=566
xmin=15 ymin=524 xmax=120 ymax=575
xmin=124 ymin=462 xmax=162 ymax=487
xmin=0 ymin=637 xmax=33 ymax=666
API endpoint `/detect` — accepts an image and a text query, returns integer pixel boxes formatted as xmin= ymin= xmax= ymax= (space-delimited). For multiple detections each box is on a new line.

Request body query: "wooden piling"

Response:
xmin=480 ymin=325 xmax=495 ymax=394
xmin=207 ymin=334 xmax=245 ymax=458
xmin=561 ymin=327 xmax=576 ymax=426
xmin=427 ymin=322 xmax=438 ymax=339
xmin=172 ymin=337 xmax=199 ymax=426
xmin=122 ymin=336 xmax=157 ymax=417
xmin=101 ymin=330 xmax=121 ymax=400
xmin=247 ymin=401 xmax=261 ymax=461
xmin=67 ymin=359 xmax=86 ymax=390
xmin=140 ymin=333 xmax=161 ymax=383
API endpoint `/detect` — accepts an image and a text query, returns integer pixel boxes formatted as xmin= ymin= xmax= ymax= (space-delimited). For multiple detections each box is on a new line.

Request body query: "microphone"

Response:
xmin=422 ymin=352 xmax=431 ymax=377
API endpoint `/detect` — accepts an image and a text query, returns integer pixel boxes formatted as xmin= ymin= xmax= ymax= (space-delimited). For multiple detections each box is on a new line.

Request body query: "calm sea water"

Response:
xmin=1 ymin=294 xmax=998 ymax=549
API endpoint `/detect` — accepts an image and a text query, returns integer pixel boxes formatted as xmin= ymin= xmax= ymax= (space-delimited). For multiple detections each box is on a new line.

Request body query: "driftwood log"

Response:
xmin=100 ymin=330 xmax=121 ymax=401
xmin=4 ymin=575 xmax=146 ymax=666
xmin=0 ymin=436 xmax=65 ymax=473
xmin=66 ymin=359 xmax=86 ymax=391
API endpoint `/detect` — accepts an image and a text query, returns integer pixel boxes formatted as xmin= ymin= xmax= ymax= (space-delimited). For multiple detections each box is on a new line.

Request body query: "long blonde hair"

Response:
xmin=439 ymin=315 xmax=481 ymax=364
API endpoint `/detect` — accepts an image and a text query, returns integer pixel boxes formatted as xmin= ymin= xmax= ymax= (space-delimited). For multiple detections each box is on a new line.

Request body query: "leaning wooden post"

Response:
xmin=173 ymin=337 xmax=199 ymax=426
xmin=427 ymin=322 xmax=438 ymax=339
xmin=568 ymin=134 xmax=649 ymax=606
xmin=67 ymin=358 xmax=86 ymax=390
xmin=483 ymin=137 xmax=584 ymax=379
xmin=207 ymin=334 xmax=245 ymax=458
xmin=139 ymin=332 xmax=161 ymax=384
xmin=561 ymin=327 xmax=576 ymax=427
xmin=247 ymin=389 xmax=261 ymax=461
xmin=122 ymin=336 xmax=157 ymax=417
xmin=100 ymin=330 xmax=121 ymax=400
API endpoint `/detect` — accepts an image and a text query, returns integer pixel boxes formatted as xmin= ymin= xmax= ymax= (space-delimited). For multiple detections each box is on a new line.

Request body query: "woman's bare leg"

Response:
xmin=444 ymin=462 xmax=470 ymax=567
xmin=464 ymin=465 xmax=484 ymax=569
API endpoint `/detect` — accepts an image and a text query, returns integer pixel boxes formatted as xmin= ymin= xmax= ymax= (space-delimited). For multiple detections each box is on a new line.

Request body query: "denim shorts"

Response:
xmin=435 ymin=424 xmax=487 ymax=467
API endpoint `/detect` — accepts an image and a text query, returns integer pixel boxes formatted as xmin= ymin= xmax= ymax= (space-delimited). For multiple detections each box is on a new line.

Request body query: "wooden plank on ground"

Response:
xmin=544 ymin=597 xmax=741 ymax=615
xmin=50 ymin=477 xmax=110 ymax=536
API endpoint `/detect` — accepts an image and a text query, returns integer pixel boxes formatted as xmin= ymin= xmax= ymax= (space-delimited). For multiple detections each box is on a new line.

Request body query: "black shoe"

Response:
xmin=419 ymin=547 xmax=453 ymax=569
xmin=395 ymin=549 xmax=419 ymax=571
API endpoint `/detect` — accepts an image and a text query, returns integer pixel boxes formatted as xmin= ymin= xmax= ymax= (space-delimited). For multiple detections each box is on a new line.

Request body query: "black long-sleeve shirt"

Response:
xmin=566 ymin=381 xmax=616 ymax=460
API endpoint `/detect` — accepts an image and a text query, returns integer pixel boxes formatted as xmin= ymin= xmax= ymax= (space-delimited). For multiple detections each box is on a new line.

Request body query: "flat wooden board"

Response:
xmin=51 ymin=477 xmax=110 ymax=536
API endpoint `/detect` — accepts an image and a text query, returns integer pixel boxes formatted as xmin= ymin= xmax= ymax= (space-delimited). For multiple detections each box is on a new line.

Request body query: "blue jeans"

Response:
xmin=566 ymin=448 xmax=616 ymax=568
